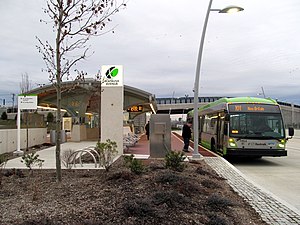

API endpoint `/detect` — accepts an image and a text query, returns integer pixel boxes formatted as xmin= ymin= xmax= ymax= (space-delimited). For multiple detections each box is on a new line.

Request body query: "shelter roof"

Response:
xmin=26 ymin=79 xmax=157 ymax=117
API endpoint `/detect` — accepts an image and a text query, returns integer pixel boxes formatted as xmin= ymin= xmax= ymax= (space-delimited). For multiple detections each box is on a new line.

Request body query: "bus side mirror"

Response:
xmin=288 ymin=127 xmax=294 ymax=137
xmin=225 ymin=114 xmax=230 ymax=121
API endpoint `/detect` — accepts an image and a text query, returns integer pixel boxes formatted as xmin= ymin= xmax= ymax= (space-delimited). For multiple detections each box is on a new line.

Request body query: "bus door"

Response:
xmin=216 ymin=114 xmax=225 ymax=151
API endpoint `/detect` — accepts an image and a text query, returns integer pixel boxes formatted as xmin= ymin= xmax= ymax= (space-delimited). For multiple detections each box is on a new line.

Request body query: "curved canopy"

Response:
xmin=26 ymin=79 xmax=157 ymax=118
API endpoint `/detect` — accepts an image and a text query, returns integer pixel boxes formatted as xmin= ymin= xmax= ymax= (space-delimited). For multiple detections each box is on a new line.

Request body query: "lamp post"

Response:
xmin=192 ymin=0 xmax=244 ymax=159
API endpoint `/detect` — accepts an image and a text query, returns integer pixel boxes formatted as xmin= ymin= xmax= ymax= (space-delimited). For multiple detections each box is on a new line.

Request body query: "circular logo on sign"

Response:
xmin=105 ymin=66 xmax=119 ymax=79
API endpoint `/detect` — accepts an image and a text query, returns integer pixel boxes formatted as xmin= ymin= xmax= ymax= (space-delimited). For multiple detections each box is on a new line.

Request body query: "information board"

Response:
xmin=18 ymin=95 xmax=38 ymax=109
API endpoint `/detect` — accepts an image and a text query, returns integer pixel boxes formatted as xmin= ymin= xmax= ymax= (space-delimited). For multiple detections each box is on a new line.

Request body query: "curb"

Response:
xmin=204 ymin=157 xmax=300 ymax=225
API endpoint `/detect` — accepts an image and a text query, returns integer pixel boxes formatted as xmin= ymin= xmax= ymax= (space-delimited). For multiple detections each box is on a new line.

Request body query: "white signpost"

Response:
xmin=101 ymin=65 xmax=124 ymax=155
xmin=14 ymin=95 xmax=38 ymax=155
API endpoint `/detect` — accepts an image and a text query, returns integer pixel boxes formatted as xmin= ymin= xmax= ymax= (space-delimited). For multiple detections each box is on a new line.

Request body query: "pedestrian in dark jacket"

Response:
xmin=182 ymin=122 xmax=192 ymax=152
xmin=145 ymin=121 xmax=150 ymax=140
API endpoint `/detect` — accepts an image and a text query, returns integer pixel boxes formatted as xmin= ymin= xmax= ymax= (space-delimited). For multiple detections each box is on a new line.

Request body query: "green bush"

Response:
xmin=1 ymin=112 xmax=7 ymax=120
xmin=165 ymin=151 xmax=187 ymax=172
xmin=46 ymin=112 xmax=54 ymax=122
xmin=96 ymin=139 xmax=118 ymax=172
xmin=21 ymin=152 xmax=44 ymax=171
xmin=123 ymin=154 xmax=145 ymax=175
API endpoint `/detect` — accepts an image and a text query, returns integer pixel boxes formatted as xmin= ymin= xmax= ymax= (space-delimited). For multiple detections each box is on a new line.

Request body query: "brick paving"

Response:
xmin=205 ymin=157 xmax=300 ymax=225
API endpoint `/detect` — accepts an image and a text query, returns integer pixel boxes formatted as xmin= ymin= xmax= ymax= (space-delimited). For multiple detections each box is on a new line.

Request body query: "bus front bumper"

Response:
xmin=226 ymin=148 xmax=287 ymax=157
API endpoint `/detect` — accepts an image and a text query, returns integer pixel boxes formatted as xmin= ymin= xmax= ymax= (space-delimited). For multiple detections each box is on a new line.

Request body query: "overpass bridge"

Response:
xmin=156 ymin=96 xmax=300 ymax=128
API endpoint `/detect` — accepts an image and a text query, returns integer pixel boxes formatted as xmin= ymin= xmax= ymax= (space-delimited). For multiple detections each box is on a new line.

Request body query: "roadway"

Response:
xmin=229 ymin=137 xmax=300 ymax=212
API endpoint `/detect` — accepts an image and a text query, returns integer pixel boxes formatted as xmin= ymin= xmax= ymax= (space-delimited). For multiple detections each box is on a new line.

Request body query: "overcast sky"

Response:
xmin=0 ymin=0 xmax=299 ymax=106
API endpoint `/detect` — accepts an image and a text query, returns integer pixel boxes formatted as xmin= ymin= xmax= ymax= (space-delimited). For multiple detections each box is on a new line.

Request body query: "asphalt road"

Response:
xmin=230 ymin=137 xmax=300 ymax=212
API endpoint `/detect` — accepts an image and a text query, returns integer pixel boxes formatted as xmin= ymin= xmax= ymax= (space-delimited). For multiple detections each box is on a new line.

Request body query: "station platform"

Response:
xmin=125 ymin=132 xmax=216 ymax=157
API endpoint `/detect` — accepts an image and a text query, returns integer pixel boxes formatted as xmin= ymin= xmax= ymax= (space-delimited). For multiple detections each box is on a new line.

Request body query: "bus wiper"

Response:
xmin=236 ymin=134 xmax=256 ymax=141
xmin=260 ymin=136 xmax=282 ymax=141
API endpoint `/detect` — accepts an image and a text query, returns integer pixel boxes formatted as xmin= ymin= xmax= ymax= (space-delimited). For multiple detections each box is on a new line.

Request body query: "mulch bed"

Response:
xmin=0 ymin=157 xmax=267 ymax=225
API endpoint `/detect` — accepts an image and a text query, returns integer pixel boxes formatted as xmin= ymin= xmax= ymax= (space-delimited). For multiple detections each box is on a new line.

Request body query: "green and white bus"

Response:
xmin=188 ymin=97 xmax=294 ymax=157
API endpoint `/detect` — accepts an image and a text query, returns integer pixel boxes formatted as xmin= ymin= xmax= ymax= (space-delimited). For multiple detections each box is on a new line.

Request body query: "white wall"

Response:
xmin=0 ymin=128 xmax=47 ymax=154
xmin=101 ymin=86 xmax=124 ymax=155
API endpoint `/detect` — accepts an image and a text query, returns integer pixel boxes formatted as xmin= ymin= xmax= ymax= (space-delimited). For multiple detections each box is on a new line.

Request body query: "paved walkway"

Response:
xmin=5 ymin=141 xmax=98 ymax=169
xmin=5 ymin=133 xmax=300 ymax=224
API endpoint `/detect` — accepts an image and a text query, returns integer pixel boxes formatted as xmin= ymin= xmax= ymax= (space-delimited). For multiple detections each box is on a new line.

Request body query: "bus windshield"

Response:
xmin=229 ymin=113 xmax=285 ymax=139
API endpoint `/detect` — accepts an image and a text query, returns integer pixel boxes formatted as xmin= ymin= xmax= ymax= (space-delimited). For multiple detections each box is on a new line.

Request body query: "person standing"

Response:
xmin=145 ymin=121 xmax=150 ymax=140
xmin=182 ymin=122 xmax=192 ymax=152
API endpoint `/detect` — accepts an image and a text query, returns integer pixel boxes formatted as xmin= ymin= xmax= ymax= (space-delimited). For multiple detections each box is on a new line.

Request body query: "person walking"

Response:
xmin=182 ymin=122 xmax=192 ymax=152
xmin=145 ymin=121 xmax=150 ymax=140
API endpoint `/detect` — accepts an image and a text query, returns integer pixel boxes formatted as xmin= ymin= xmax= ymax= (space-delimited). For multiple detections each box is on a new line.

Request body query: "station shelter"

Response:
xmin=26 ymin=78 xmax=157 ymax=141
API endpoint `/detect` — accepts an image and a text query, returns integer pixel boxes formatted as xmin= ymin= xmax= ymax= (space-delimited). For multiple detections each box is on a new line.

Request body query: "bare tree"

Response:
xmin=36 ymin=0 xmax=126 ymax=182
xmin=20 ymin=73 xmax=32 ymax=94
xmin=19 ymin=73 xmax=33 ymax=152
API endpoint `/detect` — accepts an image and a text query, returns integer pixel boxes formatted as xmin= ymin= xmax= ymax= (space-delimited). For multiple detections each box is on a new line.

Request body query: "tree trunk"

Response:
xmin=55 ymin=0 xmax=63 ymax=182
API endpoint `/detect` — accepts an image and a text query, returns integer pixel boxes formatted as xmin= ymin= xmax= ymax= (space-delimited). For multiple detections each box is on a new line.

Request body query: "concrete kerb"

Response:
xmin=185 ymin=138 xmax=300 ymax=224
xmin=204 ymin=156 xmax=300 ymax=225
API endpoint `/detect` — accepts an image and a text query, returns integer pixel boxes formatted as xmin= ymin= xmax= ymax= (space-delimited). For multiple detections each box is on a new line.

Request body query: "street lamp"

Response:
xmin=192 ymin=0 xmax=244 ymax=159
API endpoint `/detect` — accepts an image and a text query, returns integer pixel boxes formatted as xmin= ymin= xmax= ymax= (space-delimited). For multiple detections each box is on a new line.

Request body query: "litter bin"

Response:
xmin=50 ymin=130 xmax=56 ymax=145
xmin=50 ymin=130 xmax=67 ymax=145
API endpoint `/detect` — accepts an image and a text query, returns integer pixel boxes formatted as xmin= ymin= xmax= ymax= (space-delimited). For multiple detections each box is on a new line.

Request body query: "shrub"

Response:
xmin=0 ymin=154 xmax=7 ymax=188
xmin=123 ymin=154 xmax=145 ymax=175
xmin=61 ymin=149 xmax=75 ymax=169
xmin=0 ymin=154 xmax=7 ymax=169
xmin=207 ymin=214 xmax=229 ymax=225
xmin=107 ymin=171 xmax=133 ymax=181
xmin=1 ymin=111 xmax=7 ymax=120
xmin=165 ymin=151 xmax=186 ymax=172
xmin=21 ymin=152 xmax=44 ymax=171
xmin=123 ymin=199 xmax=156 ymax=218
xmin=95 ymin=139 xmax=118 ymax=172
xmin=206 ymin=194 xmax=234 ymax=211
xmin=46 ymin=112 xmax=54 ymax=122
xmin=152 ymin=190 xmax=187 ymax=208
xmin=201 ymin=179 xmax=221 ymax=189
xmin=155 ymin=171 xmax=180 ymax=184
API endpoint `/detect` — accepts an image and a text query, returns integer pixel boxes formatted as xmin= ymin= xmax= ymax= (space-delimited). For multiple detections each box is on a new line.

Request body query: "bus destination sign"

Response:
xmin=228 ymin=104 xmax=280 ymax=113
xmin=127 ymin=105 xmax=143 ymax=112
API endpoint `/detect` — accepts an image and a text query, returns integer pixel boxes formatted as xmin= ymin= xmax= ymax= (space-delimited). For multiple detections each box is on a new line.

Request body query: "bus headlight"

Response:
xmin=229 ymin=138 xmax=237 ymax=148
xmin=278 ymin=143 xmax=285 ymax=148
xmin=278 ymin=139 xmax=285 ymax=148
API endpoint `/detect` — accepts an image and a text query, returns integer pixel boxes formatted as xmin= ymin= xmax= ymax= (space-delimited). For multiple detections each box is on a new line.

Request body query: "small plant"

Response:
xmin=61 ymin=149 xmax=74 ymax=169
xmin=201 ymin=179 xmax=221 ymax=189
xmin=152 ymin=190 xmax=187 ymax=208
xmin=207 ymin=214 xmax=229 ymax=225
xmin=206 ymin=194 xmax=234 ymax=211
xmin=0 ymin=154 xmax=7 ymax=188
xmin=123 ymin=154 xmax=145 ymax=175
xmin=0 ymin=154 xmax=7 ymax=169
xmin=21 ymin=152 xmax=45 ymax=171
xmin=155 ymin=171 xmax=180 ymax=184
xmin=123 ymin=199 xmax=156 ymax=218
xmin=164 ymin=151 xmax=187 ymax=172
xmin=107 ymin=171 xmax=133 ymax=181
xmin=96 ymin=139 xmax=118 ymax=172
